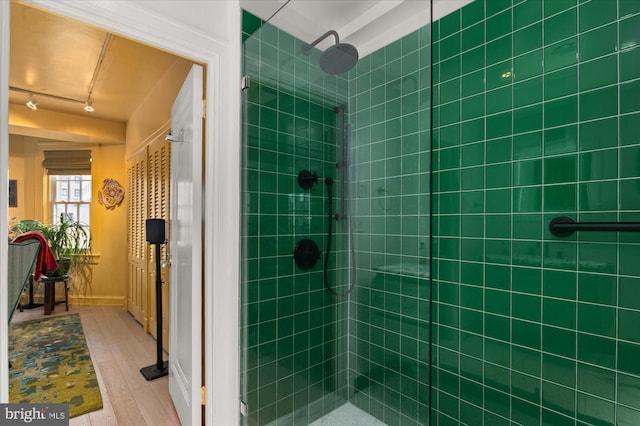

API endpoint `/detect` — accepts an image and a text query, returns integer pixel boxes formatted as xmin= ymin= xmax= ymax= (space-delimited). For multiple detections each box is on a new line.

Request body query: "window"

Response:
xmin=50 ymin=175 xmax=92 ymax=228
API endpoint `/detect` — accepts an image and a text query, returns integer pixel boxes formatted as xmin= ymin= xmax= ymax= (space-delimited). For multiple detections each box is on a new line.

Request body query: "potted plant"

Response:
xmin=10 ymin=214 xmax=92 ymax=276
xmin=45 ymin=213 xmax=92 ymax=276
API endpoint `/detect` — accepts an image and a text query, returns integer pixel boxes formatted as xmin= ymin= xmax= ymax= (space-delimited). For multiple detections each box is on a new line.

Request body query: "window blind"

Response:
xmin=42 ymin=150 xmax=92 ymax=175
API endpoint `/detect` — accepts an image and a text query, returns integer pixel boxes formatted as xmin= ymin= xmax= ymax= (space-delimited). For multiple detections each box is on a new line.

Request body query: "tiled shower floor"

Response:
xmin=308 ymin=403 xmax=386 ymax=426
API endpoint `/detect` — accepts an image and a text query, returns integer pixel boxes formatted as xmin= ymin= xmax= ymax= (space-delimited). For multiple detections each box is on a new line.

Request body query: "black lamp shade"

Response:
xmin=146 ymin=219 xmax=166 ymax=244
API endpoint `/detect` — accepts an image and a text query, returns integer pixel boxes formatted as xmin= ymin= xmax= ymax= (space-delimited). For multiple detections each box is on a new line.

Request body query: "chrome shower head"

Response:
xmin=302 ymin=30 xmax=359 ymax=75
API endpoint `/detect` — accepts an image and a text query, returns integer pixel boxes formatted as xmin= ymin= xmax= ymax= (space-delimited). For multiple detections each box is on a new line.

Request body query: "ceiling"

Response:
xmin=9 ymin=1 xmax=190 ymax=125
xmin=9 ymin=0 xmax=472 ymax=132
xmin=240 ymin=0 xmax=473 ymax=58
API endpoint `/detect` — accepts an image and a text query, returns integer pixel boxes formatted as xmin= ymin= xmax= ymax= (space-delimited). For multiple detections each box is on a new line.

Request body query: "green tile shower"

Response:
xmin=240 ymin=0 xmax=640 ymax=425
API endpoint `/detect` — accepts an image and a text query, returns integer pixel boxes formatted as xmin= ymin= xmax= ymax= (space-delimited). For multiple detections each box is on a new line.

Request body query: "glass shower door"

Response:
xmin=240 ymin=2 xmax=432 ymax=425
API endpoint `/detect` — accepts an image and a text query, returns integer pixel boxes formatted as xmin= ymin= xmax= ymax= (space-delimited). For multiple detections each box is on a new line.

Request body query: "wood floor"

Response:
xmin=11 ymin=305 xmax=181 ymax=426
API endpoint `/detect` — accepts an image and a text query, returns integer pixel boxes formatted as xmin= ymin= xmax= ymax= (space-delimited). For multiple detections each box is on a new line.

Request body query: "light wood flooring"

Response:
xmin=11 ymin=305 xmax=181 ymax=426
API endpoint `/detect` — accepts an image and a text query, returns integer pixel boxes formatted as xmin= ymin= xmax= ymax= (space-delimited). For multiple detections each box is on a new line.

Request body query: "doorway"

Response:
xmin=1 ymin=1 xmax=242 ymax=424
xmin=7 ymin=1 xmax=195 ymax=422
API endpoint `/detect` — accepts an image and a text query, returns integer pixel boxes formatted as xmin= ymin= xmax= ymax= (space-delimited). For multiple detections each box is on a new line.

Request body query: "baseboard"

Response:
xmin=21 ymin=295 xmax=125 ymax=308
xmin=69 ymin=296 xmax=126 ymax=307
xmin=21 ymin=287 xmax=125 ymax=308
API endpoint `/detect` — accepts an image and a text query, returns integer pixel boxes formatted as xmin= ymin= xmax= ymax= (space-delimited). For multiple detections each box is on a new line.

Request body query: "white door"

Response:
xmin=168 ymin=64 xmax=204 ymax=426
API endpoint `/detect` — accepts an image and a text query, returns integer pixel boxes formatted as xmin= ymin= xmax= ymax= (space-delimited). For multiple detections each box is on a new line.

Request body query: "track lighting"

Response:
xmin=10 ymin=87 xmax=96 ymax=113
xmin=84 ymin=98 xmax=94 ymax=113
xmin=26 ymin=94 xmax=38 ymax=110
xmin=10 ymin=34 xmax=110 ymax=114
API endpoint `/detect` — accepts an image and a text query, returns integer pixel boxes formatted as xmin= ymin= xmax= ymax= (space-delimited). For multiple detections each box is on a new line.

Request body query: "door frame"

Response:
xmin=0 ymin=1 xmax=241 ymax=425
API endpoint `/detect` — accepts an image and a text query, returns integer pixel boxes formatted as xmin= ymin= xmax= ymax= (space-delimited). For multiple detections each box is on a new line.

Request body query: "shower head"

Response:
xmin=302 ymin=30 xmax=359 ymax=75
xmin=320 ymin=43 xmax=359 ymax=75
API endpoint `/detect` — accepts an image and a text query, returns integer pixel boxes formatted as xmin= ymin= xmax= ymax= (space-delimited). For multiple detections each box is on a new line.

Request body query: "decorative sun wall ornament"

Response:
xmin=98 ymin=179 xmax=125 ymax=210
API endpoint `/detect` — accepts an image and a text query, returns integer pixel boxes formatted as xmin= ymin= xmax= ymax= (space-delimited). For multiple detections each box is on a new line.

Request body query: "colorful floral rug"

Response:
xmin=8 ymin=313 xmax=103 ymax=418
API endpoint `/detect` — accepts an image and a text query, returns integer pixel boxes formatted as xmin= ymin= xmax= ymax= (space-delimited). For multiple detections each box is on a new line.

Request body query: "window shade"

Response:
xmin=42 ymin=150 xmax=92 ymax=175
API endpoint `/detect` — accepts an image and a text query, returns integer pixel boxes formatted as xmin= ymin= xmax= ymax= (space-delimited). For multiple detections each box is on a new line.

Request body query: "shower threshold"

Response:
xmin=308 ymin=402 xmax=386 ymax=426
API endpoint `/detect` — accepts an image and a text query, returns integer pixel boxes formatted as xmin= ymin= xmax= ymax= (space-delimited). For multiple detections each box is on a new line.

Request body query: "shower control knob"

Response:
xmin=293 ymin=239 xmax=321 ymax=269
xmin=298 ymin=170 xmax=318 ymax=190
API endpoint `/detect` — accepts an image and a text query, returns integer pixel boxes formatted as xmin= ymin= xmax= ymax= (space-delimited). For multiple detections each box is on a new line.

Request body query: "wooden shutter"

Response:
xmin=127 ymin=148 xmax=149 ymax=329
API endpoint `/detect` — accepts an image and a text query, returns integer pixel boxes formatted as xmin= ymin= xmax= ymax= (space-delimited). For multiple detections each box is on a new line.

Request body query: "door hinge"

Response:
xmin=201 ymin=386 xmax=206 ymax=406
xmin=240 ymin=400 xmax=248 ymax=416
xmin=241 ymin=75 xmax=250 ymax=91
xmin=202 ymin=99 xmax=206 ymax=119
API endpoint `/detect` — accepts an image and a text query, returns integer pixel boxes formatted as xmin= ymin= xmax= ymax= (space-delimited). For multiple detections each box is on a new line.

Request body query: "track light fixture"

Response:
xmin=10 ymin=86 xmax=95 ymax=113
xmin=84 ymin=98 xmax=94 ymax=113
xmin=26 ymin=94 xmax=38 ymax=110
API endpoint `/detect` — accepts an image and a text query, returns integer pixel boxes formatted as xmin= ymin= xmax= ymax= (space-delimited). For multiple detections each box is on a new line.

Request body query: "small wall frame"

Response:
xmin=8 ymin=179 xmax=17 ymax=207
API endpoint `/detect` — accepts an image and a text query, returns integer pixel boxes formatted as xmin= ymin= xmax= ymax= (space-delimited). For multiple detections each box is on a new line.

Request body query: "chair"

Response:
xmin=7 ymin=240 xmax=40 ymax=323
xmin=12 ymin=231 xmax=59 ymax=313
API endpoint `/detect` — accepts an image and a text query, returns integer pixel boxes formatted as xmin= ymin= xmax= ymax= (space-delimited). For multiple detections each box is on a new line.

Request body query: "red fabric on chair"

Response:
xmin=12 ymin=231 xmax=58 ymax=280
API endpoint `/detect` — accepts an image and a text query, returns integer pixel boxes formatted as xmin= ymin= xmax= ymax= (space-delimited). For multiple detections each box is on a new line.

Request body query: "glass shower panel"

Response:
xmin=241 ymin=12 xmax=351 ymax=426
xmin=240 ymin=3 xmax=432 ymax=425
xmin=346 ymin=25 xmax=432 ymax=426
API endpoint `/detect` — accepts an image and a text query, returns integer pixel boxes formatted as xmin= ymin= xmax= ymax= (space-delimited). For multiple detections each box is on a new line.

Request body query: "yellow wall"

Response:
xmin=8 ymin=137 xmax=128 ymax=305
xmin=84 ymin=144 xmax=128 ymax=304
xmin=126 ymin=59 xmax=193 ymax=157
xmin=8 ymin=136 xmax=46 ymax=224
xmin=8 ymin=134 xmax=25 ymax=221
xmin=8 ymin=57 xmax=192 ymax=307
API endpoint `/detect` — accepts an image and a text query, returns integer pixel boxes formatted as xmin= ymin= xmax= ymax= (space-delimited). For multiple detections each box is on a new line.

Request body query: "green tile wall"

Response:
xmin=432 ymin=0 xmax=640 ymax=424
xmin=241 ymin=11 xmax=351 ymax=426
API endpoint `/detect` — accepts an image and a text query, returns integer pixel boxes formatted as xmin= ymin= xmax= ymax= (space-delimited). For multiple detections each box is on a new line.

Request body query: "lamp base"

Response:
xmin=140 ymin=361 xmax=168 ymax=381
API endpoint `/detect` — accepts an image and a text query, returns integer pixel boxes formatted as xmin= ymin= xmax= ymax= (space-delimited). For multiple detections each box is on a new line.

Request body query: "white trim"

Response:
xmin=206 ymin=5 xmax=242 ymax=426
xmin=1 ymin=2 xmax=242 ymax=424
xmin=0 ymin=0 xmax=11 ymax=403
